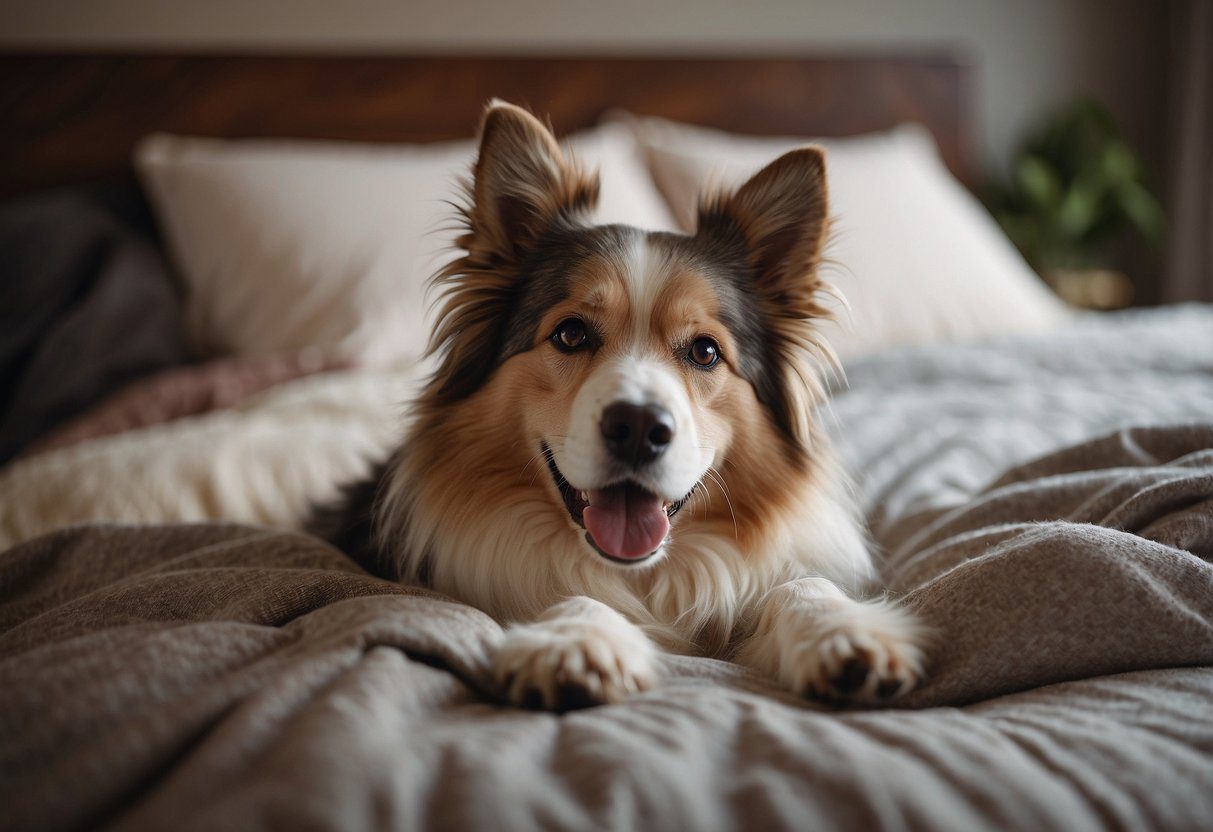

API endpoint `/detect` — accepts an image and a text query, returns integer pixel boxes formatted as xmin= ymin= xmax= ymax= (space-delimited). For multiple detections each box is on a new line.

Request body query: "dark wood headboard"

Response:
xmin=0 ymin=53 xmax=972 ymax=197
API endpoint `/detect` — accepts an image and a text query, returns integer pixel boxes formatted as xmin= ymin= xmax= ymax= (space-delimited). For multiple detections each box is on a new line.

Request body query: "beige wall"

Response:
xmin=0 ymin=0 xmax=1168 ymax=175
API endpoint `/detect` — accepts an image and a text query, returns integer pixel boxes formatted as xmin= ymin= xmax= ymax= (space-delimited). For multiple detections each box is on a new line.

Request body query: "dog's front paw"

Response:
xmin=784 ymin=604 xmax=926 ymax=706
xmin=492 ymin=614 xmax=656 ymax=711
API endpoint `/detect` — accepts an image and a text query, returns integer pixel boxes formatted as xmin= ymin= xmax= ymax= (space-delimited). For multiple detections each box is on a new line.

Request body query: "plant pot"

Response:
xmin=1044 ymin=268 xmax=1134 ymax=310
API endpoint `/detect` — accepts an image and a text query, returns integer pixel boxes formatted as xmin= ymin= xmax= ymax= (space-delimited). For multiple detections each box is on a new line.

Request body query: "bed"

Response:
xmin=1 ymin=54 xmax=1211 ymax=832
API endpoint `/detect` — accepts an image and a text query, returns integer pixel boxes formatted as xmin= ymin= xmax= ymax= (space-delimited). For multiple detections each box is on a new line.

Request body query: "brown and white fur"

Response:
xmin=319 ymin=101 xmax=926 ymax=710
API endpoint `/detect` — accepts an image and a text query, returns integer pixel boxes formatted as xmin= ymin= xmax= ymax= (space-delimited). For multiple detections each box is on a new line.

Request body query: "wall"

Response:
xmin=0 ymin=0 xmax=1169 ymax=177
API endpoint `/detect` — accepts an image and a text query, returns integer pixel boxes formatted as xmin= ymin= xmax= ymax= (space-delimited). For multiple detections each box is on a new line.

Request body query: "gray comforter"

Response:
xmin=2 ymin=306 xmax=1212 ymax=831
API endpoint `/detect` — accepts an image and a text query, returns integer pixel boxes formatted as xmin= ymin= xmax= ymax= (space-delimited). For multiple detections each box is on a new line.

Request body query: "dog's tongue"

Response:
xmin=583 ymin=483 xmax=669 ymax=560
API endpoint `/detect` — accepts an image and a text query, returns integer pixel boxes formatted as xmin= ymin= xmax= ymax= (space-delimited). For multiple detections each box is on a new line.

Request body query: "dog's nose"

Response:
xmin=600 ymin=402 xmax=675 ymax=465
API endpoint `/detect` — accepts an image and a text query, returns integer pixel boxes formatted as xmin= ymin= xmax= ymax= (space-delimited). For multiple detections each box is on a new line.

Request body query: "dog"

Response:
xmin=317 ymin=101 xmax=926 ymax=710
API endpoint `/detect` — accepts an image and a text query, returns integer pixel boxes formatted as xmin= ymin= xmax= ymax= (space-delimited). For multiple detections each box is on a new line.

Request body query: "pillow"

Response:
xmin=135 ymin=124 xmax=677 ymax=367
xmin=613 ymin=114 xmax=1070 ymax=360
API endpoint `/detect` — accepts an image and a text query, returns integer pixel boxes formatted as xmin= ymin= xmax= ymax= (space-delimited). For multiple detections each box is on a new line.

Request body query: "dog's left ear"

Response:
xmin=697 ymin=147 xmax=829 ymax=303
xmin=468 ymin=101 xmax=599 ymax=263
xmin=697 ymin=148 xmax=831 ymax=454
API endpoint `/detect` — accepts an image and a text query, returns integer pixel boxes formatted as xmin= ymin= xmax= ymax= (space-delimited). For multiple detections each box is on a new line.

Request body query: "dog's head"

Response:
xmin=420 ymin=102 xmax=833 ymax=569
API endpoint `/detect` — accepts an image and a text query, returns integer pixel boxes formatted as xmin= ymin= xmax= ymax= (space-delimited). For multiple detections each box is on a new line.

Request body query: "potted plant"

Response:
xmin=984 ymin=98 xmax=1165 ymax=308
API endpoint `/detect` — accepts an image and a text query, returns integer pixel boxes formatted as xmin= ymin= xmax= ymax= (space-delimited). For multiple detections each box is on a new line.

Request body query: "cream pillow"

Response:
xmin=615 ymin=115 xmax=1070 ymax=360
xmin=136 ymin=124 xmax=677 ymax=367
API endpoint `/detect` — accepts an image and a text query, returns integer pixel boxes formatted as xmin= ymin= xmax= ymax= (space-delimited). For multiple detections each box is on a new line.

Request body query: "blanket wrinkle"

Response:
xmin=3 ymin=306 xmax=1213 ymax=830
xmin=883 ymin=425 xmax=1213 ymax=570
xmin=2 ymin=503 xmax=1212 ymax=831
xmin=899 ymin=520 xmax=1213 ymax=706
xmin=1106 ymin=474 xmax=1213 ymax=535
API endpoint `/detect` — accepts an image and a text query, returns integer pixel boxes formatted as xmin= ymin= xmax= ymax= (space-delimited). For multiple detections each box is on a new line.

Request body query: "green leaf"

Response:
xmin=1099 ymin=141 xmax=1138 ymax=184
xmin=993 ymin=95 xmax=1166 ymax=264
xmin=1016 ymin=155 xmax=1062 ymax=209
xmin=1116 ymin=181 xmax=1166 ymax=244
xmin=1056 ymin=182 xmax=1100 ymax=239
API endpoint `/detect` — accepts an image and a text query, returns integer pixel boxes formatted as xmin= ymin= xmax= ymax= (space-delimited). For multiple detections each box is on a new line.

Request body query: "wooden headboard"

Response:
xmin=0 ymin=53 xmax=972 ymax=197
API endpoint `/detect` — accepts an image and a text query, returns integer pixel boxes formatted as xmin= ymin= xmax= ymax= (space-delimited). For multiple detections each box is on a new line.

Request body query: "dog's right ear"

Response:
xmin=467 ymin=101 xmax=599 ymax=264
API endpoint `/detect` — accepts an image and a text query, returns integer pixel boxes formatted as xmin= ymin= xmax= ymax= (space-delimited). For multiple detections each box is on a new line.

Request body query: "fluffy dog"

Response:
xmin=319 ymin=101 xmax=926 ymax=710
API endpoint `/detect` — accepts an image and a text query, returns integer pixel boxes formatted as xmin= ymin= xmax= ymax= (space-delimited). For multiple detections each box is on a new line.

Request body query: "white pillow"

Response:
xmin=614 ymin=114 xmax=1070 ymax=360
xmin=136 ymin=124 xmax=677 ymax=367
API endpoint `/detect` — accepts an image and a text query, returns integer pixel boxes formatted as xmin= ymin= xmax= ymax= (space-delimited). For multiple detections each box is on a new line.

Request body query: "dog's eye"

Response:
xmin=552 ymin=318 xmax=589 ymax=352
xmin=688 ymin=337 xmax=721 ymax=368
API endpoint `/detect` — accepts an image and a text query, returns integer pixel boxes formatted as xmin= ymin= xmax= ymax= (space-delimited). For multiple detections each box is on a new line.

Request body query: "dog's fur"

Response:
xmin=318 ymin=101 xmax=926 ymax=710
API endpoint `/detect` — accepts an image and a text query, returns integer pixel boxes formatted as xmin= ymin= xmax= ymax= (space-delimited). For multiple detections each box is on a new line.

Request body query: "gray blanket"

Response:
xmin=2 ymin=307 xmax=1212 ymax=831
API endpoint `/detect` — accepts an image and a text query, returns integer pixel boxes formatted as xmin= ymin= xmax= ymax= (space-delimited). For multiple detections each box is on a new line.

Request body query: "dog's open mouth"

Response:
xmin=542 ymin=445 xmax=687 ymax=565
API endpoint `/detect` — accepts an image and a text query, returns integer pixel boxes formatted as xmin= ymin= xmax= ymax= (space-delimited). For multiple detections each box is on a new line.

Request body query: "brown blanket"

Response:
xmin=2 ymin=425 xmax=1213 ymax=831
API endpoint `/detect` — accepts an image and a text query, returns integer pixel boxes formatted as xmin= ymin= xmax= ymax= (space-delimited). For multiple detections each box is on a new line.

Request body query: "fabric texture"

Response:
xmin=613 ymin=113 xmax=1071 ymax=359
xmin=1 ymin=305 xmax=1212 ymax=830
xmin=135 ymin=124 xmax=678 ymax=367
xmin=830 ymin=304 xmax=1213 ymax=539
xmin=22 ymin=349 xmax=346 ymax=456
xmin=0 ymin=184 xmax=189 ymax=462
xmin=0 ymin=366 xmax=413 ymax=549
xmin=2 ymin=424 xmax=1212 ymax=830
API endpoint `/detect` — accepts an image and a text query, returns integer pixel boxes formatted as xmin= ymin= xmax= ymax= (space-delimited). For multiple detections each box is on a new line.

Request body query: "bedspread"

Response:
xmin=2 ymin=306 xmax=1213 ymax=830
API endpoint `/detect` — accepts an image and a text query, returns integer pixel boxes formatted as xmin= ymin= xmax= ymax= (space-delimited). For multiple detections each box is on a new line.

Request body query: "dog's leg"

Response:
xmin=735 ymin=577 xmax=926 ymax=705
xmin=492 ymin=596 xmax=657 ymax=711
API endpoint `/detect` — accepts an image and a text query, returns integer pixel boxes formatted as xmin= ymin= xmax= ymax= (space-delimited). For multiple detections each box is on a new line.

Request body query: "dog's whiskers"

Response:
xmin=523 ymin=438 xmax=569 ymax=487
xmin=522 ymin=458 xmax=546 ymax=486
xmin=520 ymin=450 xmax=549 ymax=486
xmin=704 ymin=466 xmax=739 ymax=540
